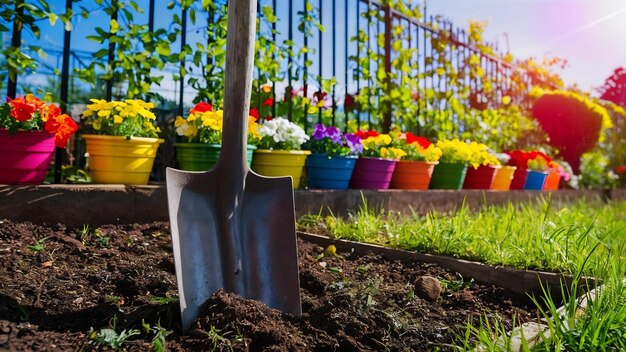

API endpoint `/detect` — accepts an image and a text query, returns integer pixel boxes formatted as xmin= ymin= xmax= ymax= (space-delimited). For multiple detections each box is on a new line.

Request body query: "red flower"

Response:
xmin=8 ymin=97 xmax=36 ymax=122
xmin=249 ymin=107 xmax=259 ymax=120
xmin=45 ymin=114 xmax=78 ymax=148
xmin=405 ymin=132 xmax=431 ymax=148
xmin=355 ymin=130 xmax=380 ymax=139
xmin=616 ymin=165 xmax=626 ymax=174
xmin=262 ymin=98 xmax=274 ymax=107
xmin=190 ymin=102 xmax=212 ymax=114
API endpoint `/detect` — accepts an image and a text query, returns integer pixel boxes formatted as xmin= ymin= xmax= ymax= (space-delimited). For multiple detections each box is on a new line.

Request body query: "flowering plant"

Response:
xmin=435 ymin=139 xmax=474 ymax=164
xmin=392 ymin=132 xmax=441 ymax=162
xmin=174 ymin=102 xmax=260 ymax=144
xmin=467 ymin=142 xmax=501 ymax=169
xmin=355 ymin=130 xmax=406 ymax=160
xmin=506 ymin=150 xmax=551 ymax=171
xmin=307 ymin=123 xmax=363 ymax=157
xmin=257 ymin=117 xmax=309 ymax=150
xmin=81 ymin=99 xmax=160 ymax=138
xmin=0 ymin=94 xmax=78 ymax=148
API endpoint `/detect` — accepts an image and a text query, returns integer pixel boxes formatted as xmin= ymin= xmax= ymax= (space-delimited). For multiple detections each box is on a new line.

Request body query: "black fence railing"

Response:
xmin=2 ymin=0 xmax=533 ymax=182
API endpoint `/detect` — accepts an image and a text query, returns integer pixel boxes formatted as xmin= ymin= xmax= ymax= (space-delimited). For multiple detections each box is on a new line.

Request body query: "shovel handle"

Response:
xmin=219 ymin=0 xmax=258 ymax=172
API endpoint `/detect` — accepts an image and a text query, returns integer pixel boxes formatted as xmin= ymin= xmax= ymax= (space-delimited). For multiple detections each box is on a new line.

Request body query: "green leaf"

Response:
xmin=156 ymin=43 xmax=171 ymax=56
xmin=48 ymin=13 xmax=57 ymax=26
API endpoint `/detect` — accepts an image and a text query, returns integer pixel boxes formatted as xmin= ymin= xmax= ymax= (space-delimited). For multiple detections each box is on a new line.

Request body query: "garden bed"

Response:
xmin=0 ymin=220 xmax=538 ymax=351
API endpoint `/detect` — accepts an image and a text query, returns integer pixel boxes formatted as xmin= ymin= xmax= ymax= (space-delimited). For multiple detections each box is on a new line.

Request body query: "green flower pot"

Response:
xmin=174 ymin=143 xmax=256 ymax=171
xmin=429 ymin=162 xmax=468 ymax=190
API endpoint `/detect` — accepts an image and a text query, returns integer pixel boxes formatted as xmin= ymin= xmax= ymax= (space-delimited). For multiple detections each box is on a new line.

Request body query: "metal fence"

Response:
xmin=2 ymin=0 xmax=532 ymax=182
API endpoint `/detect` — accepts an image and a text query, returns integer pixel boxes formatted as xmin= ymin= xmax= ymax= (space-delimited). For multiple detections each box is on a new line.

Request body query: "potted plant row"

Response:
xmin=1 ymin=95 xmax=567 ymax=191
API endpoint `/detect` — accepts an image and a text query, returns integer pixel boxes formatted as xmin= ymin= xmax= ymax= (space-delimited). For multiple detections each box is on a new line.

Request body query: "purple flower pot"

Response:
xmin=349 ymin=157 xmax=396 ymax=189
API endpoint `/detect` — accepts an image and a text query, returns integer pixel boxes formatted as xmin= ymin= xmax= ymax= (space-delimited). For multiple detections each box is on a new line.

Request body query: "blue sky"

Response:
xmin=427 ymin=0 xmax=626 ymax=92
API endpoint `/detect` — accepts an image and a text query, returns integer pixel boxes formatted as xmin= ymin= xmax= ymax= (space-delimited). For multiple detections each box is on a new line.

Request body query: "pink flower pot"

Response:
xmin=0 ymin=129 xmax=55 ymax=184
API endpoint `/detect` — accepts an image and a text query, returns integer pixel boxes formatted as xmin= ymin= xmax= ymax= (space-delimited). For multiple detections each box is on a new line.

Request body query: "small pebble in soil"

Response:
xmin=415 ymin=275 xmax=442 ymax=302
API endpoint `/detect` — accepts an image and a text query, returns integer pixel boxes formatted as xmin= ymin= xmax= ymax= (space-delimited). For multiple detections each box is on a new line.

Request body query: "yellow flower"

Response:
xmin=502 ymin=96 xmax=511 ymax=105
xmin=201 ymin=111 xmax=223 ymax=131
xmin=97 ymin=110 xmax=112 ymax=117
xmin=175 ymin=115 xmax=186 ymax=127
xmin=113 ymin=115 xmax=123 ymax=124
xmin=248 ymin=116 xmax=261 ymax=140
xmin=261 ymin=85 xmax=272 ymax=93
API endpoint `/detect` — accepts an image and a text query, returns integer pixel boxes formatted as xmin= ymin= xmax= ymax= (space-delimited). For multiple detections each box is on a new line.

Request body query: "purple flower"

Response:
xmin=326 ymin=126 xmax=342 ymax=144
xmin=345 ymin=133 xmax=363 ymax=154
xmin=312 ymin=123 xmax=326 ymax=140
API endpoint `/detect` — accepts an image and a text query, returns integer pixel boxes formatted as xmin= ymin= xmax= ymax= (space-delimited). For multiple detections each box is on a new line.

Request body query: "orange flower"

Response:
xmin=8 ymin=97 xmax=36 ymax=122
xmin=25 ymin=94 xmax=47 ymax=116
xmin=45 ymin=114 xmax=78 ymax=148
xmin=45 ymin=103 xmax=62 ymax=121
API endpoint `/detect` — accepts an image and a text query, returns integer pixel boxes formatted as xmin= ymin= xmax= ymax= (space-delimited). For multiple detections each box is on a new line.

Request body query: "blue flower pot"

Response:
xmin=524 ymin=170 xmax=548 ymax=190
xmin=306 ymin=154 xmax=357 ymax=189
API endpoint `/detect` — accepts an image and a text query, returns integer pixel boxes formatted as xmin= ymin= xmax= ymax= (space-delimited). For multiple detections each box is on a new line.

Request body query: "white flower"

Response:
xmin=259 ymin=117 xmax=309 ymax=146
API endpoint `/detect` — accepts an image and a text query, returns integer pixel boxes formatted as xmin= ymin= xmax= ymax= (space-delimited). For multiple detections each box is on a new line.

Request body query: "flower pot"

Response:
xmin=390 ymin=160 xmax=438 ymax=190
xmin=509 ymin=168 xmax=529 ymax=190
xmin=491 ymin=166 xmax=517 ymax=191
xmin=251 ymin=149 xmax=311 ymax=188
xmin=429 ymin=162 xmax=468 ymax=190
xmin=306 ymin=154 xmax=357 ymax=189
xmin=543 ymin=170 xmax=561 ymax=190
xmin=349 ymin=157 xmax=396 ymax=189
xmin=463 ymin=165 xmax=501 ymax=190
xmin=83 ymin=134 xmax=164 ymax=185
xmin=524 ymin=170 xmax=548 ymax=190
xmin=0 ymin=129 xmax=55 ymax=184
xmin=174 ymin=143 xmax=256 ymax=171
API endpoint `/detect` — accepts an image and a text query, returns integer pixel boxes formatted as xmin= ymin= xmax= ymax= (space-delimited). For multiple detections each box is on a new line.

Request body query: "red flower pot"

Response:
xmin=463 ymin=165 xmax=500 ymax=189
xmin=509 ymin=168 xmax=529 ymax=190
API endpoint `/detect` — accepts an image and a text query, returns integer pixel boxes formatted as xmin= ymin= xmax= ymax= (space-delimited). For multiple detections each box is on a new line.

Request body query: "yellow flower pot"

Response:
xmin=83 ymin=134 xmax=164 ymax=185
xmin=251 ymin=149 xmax=311 ymax=188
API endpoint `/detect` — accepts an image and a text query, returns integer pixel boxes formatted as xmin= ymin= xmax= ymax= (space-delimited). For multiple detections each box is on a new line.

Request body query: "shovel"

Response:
xmin=166 ymin=0 xmax=301 ymax=332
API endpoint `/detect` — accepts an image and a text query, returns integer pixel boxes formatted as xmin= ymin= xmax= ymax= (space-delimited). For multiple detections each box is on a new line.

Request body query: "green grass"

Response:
xmin=298 ymin=197 xmax=626 ymax=276
xmin=297 ymin=197 xmax=626 ymax=351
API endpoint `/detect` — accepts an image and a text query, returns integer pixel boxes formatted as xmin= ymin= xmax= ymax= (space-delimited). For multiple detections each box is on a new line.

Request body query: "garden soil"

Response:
xmin=0 ymin=220 xmax=538 ymax=351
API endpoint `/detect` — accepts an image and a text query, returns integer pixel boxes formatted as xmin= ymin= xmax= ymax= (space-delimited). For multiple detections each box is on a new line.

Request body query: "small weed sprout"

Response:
xmin=29 ymin=237 xmax=49 ymax=252
xmin=206 ymin=325 xmax=234 ymax=351
xmin=80 ymin=224 xmax=91 ymax=245
xmin=89 ymin=316 xmax=140 ymax=350
xmin=141 ymin=319 xmax=172 ymax=352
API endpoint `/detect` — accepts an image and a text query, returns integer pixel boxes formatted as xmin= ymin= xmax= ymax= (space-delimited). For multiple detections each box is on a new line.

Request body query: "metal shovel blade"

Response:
xmin=166 ymin=0 xmax=301 ymax=332
xmin=166 ymin=168 xmax=302 ymax=331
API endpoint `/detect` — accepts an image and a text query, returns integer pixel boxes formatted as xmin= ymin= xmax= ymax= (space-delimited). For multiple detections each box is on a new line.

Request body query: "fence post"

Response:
xmin=178 ymin=6 xmax=187 ymax=116
xmin=56 ymin=0 xmax=74 ymax=183
xmin=106 ymin=0 xmax=119 ymax=101
xmin=382 ymin=3 xmax=392 ymax=133
xmin=7 ymin=0 xmax=24 ymax=99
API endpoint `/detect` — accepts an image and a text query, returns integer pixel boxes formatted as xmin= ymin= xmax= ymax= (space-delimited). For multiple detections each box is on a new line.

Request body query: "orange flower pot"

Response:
xmin=491 ymin=166 xmax=517 ymax=191
xmin=390 ymin=160 xmax=438 ymax=190
xmin=543 ymin=170 xmax=561 ymax=190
